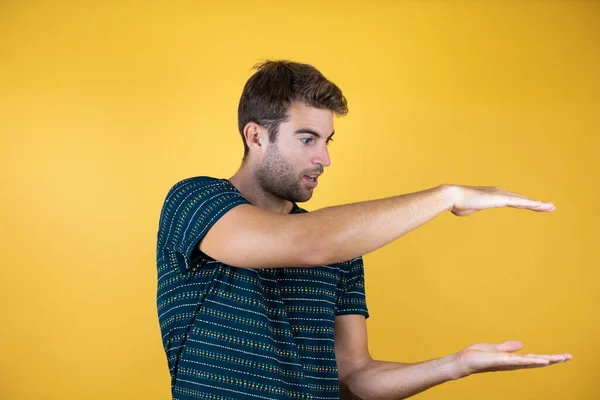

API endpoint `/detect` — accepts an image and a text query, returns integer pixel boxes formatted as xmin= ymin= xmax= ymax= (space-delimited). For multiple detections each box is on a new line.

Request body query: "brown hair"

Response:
xmin=237 ymin=60 xmax=348 ymax=159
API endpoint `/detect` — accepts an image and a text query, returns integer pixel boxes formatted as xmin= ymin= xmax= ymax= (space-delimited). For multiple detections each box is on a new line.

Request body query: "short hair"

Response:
xmin=237 ymin=60 xmax=348 ymax=159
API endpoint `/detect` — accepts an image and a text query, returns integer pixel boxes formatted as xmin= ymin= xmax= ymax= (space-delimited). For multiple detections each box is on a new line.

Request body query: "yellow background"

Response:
xmin=1 ymin=1 xmax=598 ymax=399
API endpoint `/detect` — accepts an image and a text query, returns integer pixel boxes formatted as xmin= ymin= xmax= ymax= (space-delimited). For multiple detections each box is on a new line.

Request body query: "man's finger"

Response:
xmin=505 ymin=197 xmax=544 ymax=208
xmin=529 ymin=202 xmax=556 ymax=212
xmin=504 ymin=354 xmax=551 ymax=366
xmin=523 ymin=353 xmax=572 ymax=361
xmin=504 ymin=196 xmax=555 ymax=211
xmin=495 ymin=340 xmax=523 ymax=352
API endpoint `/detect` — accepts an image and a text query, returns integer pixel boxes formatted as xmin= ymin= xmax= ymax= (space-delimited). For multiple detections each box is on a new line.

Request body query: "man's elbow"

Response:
xmin=340 ymin=380 xmax=366 ymax=400
xmin=287 ymin=215 xmax=331 ymax=267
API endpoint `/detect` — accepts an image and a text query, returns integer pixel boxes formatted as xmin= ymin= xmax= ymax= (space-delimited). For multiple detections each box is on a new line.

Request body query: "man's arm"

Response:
xmin=334 ymin=315 xmax=571 ymax=400
xmin=200 ymin=185 xmax=554 ymax=268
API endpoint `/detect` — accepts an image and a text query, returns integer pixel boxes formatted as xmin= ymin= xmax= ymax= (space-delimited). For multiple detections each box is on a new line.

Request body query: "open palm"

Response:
xmin=456 ymin=340 xmax=571 ymax=376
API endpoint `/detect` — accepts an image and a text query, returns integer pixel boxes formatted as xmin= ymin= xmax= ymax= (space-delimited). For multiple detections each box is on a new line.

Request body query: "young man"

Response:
xmin=156 ymin=60 xmax=571 ymax=400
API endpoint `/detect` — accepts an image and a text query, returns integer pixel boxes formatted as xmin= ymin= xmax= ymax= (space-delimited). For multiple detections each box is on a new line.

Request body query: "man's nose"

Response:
xmin=314 ymin=145 xmax=331 ymax=168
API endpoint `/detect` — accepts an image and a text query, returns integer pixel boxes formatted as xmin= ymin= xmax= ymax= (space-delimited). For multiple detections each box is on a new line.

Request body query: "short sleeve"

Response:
xmin=156 ymin=177 xmax=250 ymax=264
xmin=335 ymin=257 xmax=369 ymax=318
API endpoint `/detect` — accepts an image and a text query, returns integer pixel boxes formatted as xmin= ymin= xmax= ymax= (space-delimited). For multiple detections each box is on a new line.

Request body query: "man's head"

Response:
xmin=237 ymin=60 xmax=348 ymax=202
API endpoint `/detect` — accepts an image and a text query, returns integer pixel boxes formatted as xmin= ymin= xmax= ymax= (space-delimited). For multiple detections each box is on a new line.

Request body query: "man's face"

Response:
xmin=254 ymin=102 xmax=334 ymax=203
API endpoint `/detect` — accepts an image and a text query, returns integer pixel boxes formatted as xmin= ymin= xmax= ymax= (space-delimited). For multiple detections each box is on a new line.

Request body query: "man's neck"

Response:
xmin=228 ymin=166 xmax=294 ymax=214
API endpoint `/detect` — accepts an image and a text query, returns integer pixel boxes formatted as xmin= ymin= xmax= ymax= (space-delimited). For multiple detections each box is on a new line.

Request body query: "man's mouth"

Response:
xmin=303 ymin=174 xmax=319 ymax=188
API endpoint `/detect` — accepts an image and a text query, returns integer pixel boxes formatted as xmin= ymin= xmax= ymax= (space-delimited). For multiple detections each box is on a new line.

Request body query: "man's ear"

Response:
xmin=243 ymin=122 xmax=264 ymax=151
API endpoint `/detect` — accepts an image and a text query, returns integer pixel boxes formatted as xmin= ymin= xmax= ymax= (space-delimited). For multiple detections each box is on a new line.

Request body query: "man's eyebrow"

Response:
xmin=294 ymin=129 xmax=335 ymax=140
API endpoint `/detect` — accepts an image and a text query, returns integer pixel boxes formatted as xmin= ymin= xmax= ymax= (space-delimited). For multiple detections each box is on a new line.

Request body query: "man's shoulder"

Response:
xmin=168 ymin=176 xmax=224 ymax=193
xmin=163 ymin=176 xmax=233 ymax=201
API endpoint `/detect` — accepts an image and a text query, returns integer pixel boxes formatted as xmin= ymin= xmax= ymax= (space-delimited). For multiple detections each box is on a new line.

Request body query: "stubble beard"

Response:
xmin=254 ymin=145 xmax=312 ymax=203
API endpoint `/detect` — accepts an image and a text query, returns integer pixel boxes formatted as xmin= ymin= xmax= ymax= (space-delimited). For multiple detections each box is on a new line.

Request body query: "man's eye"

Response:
xmin=300 ymin=138 xmax=314 ymax=145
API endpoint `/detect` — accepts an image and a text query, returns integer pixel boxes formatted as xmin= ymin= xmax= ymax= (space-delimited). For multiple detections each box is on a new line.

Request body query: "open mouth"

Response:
xmin=303 ymin=174 xmax=319 ymax=188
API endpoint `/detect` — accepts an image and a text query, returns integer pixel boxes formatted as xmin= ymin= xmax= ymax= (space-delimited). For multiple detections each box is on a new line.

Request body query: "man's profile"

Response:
xmin=156 ymin=60 xmax=571 ymax=400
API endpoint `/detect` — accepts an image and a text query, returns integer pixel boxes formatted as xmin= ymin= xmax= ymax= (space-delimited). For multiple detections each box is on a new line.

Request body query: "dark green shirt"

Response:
xmin=156 ymin=177 xmax=368 ymax=399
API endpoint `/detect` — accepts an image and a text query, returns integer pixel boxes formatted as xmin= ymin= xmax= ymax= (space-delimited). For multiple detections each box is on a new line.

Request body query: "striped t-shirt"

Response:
xmin=156 ymin=176 xmax=369 ymax=400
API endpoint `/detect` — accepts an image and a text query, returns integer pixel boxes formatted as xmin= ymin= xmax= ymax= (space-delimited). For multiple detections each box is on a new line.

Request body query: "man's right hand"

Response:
xmin=445 ymin=185 xmax=556 ymax=217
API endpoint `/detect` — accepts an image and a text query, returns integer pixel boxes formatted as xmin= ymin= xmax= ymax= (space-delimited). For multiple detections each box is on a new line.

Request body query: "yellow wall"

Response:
xmin=1 ymin=1 xmax=598 ymax=399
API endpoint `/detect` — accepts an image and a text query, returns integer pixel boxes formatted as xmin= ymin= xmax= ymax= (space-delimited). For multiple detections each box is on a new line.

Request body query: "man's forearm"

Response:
xmin=340 ymin=355 xmax=461 ymax=400
xmin=300 ymin=185 xmax=453 ymax=266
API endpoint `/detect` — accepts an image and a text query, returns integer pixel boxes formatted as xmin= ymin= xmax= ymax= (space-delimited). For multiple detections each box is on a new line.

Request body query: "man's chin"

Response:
xmin=282 ymin=184 xmax=314 ymax=203
xmin=286 ymin=191 xmax=312 ymax=204
xmin=296 ymin=191 xmax=313 ymax=203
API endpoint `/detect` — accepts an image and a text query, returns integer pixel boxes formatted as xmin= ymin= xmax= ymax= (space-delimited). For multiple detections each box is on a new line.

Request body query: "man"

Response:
xmin=156 ymin=60 xmax=571 ymax=400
